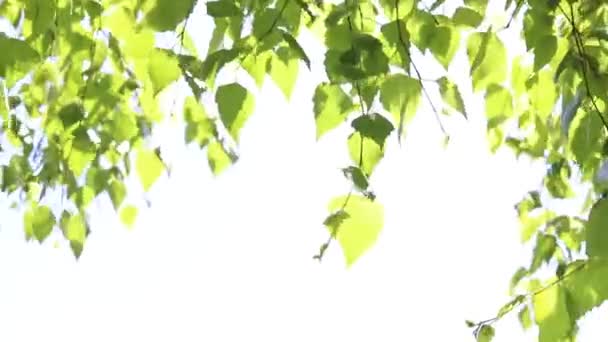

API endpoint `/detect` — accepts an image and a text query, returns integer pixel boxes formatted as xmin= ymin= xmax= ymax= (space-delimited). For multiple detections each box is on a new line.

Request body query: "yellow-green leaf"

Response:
xmin=429 ymin=25 xmax=459 ymax=69
xmin=120 ymin=205 xmax=138 ymax=228
xmin=467 ymin=31 xmax=507 ymax=92
xmin=380 ymin=74 xmax=421 ymax=136
xmin=207 ymin=140 xmax=232 ymax=175
xmin=327 ymin=194 xmax=384 ymax=266
xmin=438 ymin=77 xmax=467 ymax=118
xmin=269 ymin=46 xmax=299 ymax=100
xmin=313 ymin=83 xmax=354 ymax=139
xmin=532 ymin=284 xmax=571 ymax=342
xmin=24 ymin=204 xmax=55 ymax=243
xmin=586 ymin=199 xmax=608 ymax=259
xmin=148 ymin=49 xmax=181 ymax=95
xmin=348 ymin=131 xmax=384 ymax=176
xmin=136 ymin=148 xmax=164 ymax=191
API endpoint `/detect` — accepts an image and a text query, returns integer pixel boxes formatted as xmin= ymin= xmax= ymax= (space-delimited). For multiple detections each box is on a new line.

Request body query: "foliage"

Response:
xmin=3 ymin=0 xmax=608 ymax=340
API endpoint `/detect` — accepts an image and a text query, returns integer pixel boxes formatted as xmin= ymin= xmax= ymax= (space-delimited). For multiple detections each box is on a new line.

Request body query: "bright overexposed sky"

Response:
xmin=1 ymin=0 xmax=607 ymax=341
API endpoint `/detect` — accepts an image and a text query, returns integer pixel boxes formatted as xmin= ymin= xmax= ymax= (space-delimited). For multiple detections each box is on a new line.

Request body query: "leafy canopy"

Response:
xmin=3 ymin=0 xmax=608 ymax=340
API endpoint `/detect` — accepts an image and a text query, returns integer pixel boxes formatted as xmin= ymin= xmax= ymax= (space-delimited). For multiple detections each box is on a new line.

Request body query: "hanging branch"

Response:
xmin=394 ymin=0 xmax=447 ymax=138
xmin=557 ymin=3 xmax=608 ymax=133
xmin=313 ymin=0 xmax=369 ymax=262
xmin=469 ymin=262 xmax=587 ymax=336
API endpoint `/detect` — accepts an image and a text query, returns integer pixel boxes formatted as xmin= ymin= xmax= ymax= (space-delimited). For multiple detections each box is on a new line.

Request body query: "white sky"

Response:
xmin=1 ymin=1 xmax=607 ymax=341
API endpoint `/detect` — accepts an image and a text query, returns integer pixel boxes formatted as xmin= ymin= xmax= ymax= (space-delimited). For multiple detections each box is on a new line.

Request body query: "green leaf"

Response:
xmin=564 ymin=260 xmax=608 ymax=320
xmin=24 ymin=205 xmax=55 ymax=243
xmin=380 ymin=74 xmax=421 ymax=136
xmin=57 ymin=103 xmax=85 ymax=129
xmin=206 ymin=1 xmax=241 ymax=17
xmin=207 ymin=140 xmax=232 ymax=175
xmin=108 ymin=179 xmax=126 ymax=210
xmin=467 ymin=31 xmax=507 ymax=92
xmin=453 ymin=7 xmax=483 ymax=28
xmin=586 ymin=199 xmax=608 ymax=259
xmin=0 ymin=34 xmax=40 ymax=87
xmin=529 ymin=233 xmax=557 ymax=272
xmin=326 ymin=194 xmax=384 ymax=266
xmin=379 ymin=0 xmax=415 ymax=20
xmin=242 ymin=52 xmax=270 ymax=88
xmin=313 ymin=83 xmax=354 ymax=139
xmin=216 ymin=83 xmax=255 ymax=142
xmin=23 ymin=0 xmax=55 ymax=38
xmin=348 ymin=131 xmax=384 ymax=176
xmin=518 ymin=305 xmax=532 ymax=330
xmin=342 ymin=166 xmax=369 ymax=191
xmin=510 ymin=267 xmax=528 ymax=295
xmin=429 ymin=25 xmax=459 ymax=69
xmin=184 ymin=97 xmax=215 ymax=147
xmin=351 ymin=113 xmax=394 ymax=147
xmin=405 ymin=10 xmax=435 ymax=51
xmin=534 ymin=35 xmax=557 ymax=71
xmin=60 ymin=213 xmax=87 ymax=258
xmin=269 ymin=46 xmax=299 ymax=99
xmin=476 ymin=325 xmax=494 ymax=342
xmin=561 ymin=87 xmax=584 ymax=136
xmin=381 ymin=19 xmax=410 ymax=67
xmin=438 ymin=77 xmax=467 ymax=118
xmin=111 ymin=111 xmax=139 ymax=142
xmin=570 ymin=110 xmax=603 ymax=168
xmin=120 ymin=205 xmax=138 ymax=228
xmin=485 ymin=84 xmax=513 ymax=126
xmin=144 ymin=0 xmax=195 ymax=31
xmin=253 ymin=8 xmax=278 ymax=39
xmin=280 ymin=30 xmax=310 ymax=70
xmin=532 ymin=284 xmax=572 ymax=342
xmin=67 ymin=132 xmax=96 ymax=177
xmin=148 ymin=49 xmax=181 ymax=95
xmin=464 ymin=0 xmax=487 ymax=15
xmin=136 ymin=148 xmax=164 ymax=191
xmin=201 ymin=48 xmax=241 ymax=87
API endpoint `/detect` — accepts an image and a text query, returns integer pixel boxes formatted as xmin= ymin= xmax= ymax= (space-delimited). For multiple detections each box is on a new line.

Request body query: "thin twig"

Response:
xmin=314 ymin=0 xmax=369 ymax=262
xmin=557 ymin=3 xmax=608 ymax=133
xmin=394 ymin=0 xmax=447 ymax=138
xmin=470 ymin=261 xmax=587 ymax=333
xmin=504 ymin=0 xmax=524 ymax=29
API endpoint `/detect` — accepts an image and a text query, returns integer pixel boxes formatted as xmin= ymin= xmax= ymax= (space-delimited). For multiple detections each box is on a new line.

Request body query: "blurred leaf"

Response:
xmin=136 ymin=148 xmax=164 ymax=191
xmin=313 ymin=83 xmax=354 ymax=139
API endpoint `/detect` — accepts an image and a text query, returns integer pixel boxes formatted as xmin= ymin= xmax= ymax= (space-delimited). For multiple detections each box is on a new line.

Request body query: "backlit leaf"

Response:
xmin=144 ymin=0 xmax=195 ymax=31
xmin=120 ymin=205 xmax=138 ymax=228
xmin=348 ymin=131 xmax=384 ymax=176
xmin=136 ymin=148 xmax=164 ymax=191
xmin=438 ymin=77 xmax=466 ymax=118
xmin=24 ymin=205 xmax=55 ymax=243
xmin=207 ymin=140 xmax=232 ymax=175
xmin=313 ymin=83 xmax=354 ymax=139
xmin=148 ymin=49 xmax=181 ymax=95
xmin=532 ymin=284 xmax=571 ymax=342
xmin=586 ymin=198 xmax=608 ymax=259
xmin=216 ymin=83 xmax=255 ymax=142
xmin=467 ymin=31 xmax=506 ymax=92
xmin=380 ymin=74 xmax=421 ymax=136
xmin=327 ymin=194 xmax=384 ymax=266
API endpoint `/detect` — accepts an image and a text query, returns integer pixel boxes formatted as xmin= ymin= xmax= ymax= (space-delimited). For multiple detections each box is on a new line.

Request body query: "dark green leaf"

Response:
xmin=206 ymin=1 xmax=241 ymax=17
